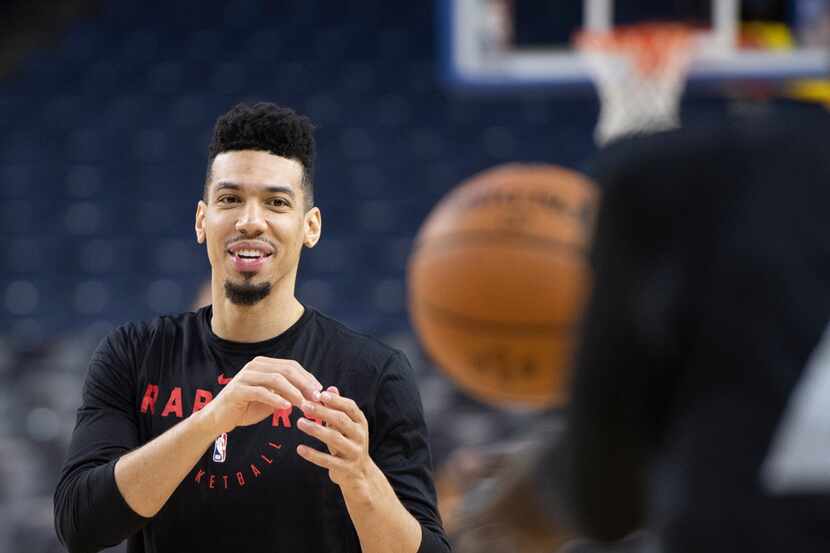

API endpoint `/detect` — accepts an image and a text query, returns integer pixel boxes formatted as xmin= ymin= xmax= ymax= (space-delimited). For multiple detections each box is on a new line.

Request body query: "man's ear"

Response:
xmin=303 ymin=206 xmax=322 ymax=248
xmin=195 ymin=200 xmax=207 ymax=244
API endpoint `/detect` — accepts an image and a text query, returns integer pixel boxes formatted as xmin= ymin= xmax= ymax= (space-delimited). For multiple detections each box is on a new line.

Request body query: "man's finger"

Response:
xmin=319 ymin=391 xmax=365 ymax=425
xmin=242 ymin=371 xmax=305 ymax=406
xmin=279 ymin=359 xmax=323 ymax=397
xmin=238 ymin=384 xmax=291 ymax=411
xmin=302 ymin=400 xmax=362 ymax=440
xmin=297 ymin=417 xmax=359 ymax=459
xmin=249 ymin=357 xmax=323 ymax=400
xmin=296 ymin=444 xmax=345 ymax=470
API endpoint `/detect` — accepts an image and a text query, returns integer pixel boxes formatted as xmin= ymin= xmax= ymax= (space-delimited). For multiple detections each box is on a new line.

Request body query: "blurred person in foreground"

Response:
xmin=453 ymin=98 xmax=830 ymax=553
xmin=54 ymin=102 xmax=449 ymax=553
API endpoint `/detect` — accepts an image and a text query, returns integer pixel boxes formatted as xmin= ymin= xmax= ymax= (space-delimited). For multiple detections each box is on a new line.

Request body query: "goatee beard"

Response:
xmin=224 ymin=275 xmax=272 ymax=306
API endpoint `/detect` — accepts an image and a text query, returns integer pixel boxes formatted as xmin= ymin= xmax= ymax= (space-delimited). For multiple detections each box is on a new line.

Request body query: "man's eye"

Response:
xmin=268 ymin=198 xmax=289 ymax=208
xmin=217 ymin=196 xmax=240 ymax=204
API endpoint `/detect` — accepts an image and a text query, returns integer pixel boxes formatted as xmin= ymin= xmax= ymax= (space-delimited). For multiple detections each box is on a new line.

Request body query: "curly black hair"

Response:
xmin=205 ymin=102 xmax=316 ymax=209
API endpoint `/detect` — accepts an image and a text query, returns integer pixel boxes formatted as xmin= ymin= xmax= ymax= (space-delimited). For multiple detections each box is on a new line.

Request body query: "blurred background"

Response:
xmin=0 ymin=0 xmax=827 ymax=551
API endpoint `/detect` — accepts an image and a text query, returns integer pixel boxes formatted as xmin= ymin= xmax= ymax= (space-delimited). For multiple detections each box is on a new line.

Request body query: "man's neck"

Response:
xmin=210 ymin=281 xmax=305 ymax=343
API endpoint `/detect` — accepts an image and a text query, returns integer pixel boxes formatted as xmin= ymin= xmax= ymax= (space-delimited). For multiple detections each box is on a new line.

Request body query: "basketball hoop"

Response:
xmin=575 ymin=23 xmax=699 ymax=145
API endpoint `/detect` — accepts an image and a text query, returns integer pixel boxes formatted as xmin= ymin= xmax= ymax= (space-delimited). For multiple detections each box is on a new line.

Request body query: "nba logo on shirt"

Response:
xmin=213 ymin=432 xmax=228 ymax=463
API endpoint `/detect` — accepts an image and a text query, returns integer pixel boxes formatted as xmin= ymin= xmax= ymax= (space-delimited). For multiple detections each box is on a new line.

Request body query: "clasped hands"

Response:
xmin=201 ymin=355 xmax=374 ymax=494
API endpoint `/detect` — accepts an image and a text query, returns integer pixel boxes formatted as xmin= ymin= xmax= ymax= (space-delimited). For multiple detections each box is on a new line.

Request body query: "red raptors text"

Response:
xmin=139 ymin=383 xmax=321 ymax=427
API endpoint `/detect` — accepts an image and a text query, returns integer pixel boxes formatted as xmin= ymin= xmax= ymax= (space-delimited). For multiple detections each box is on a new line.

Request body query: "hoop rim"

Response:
xmin=574 ymin=22 xmax=699 ymax=76
xmin=574 ymin=22 xmax=699 ymax=49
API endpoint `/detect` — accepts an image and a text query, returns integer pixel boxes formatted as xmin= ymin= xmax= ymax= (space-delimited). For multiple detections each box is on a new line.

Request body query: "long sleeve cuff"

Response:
xmin=95 ymin=458 xmax=152 ymax=537
xmin=417 ymin=525 xmax=452 ymax=553
xmin=58 ymin=459 xmax=151 ymax=552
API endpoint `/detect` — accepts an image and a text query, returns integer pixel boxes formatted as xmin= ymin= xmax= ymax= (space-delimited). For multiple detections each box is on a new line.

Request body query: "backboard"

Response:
xmin=441 ymin=0 xmax=830 ymax=92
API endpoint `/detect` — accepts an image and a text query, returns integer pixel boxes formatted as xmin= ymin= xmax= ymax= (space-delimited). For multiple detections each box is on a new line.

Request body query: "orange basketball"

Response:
xmin=407 ymin=164 xmax=598 ymax=409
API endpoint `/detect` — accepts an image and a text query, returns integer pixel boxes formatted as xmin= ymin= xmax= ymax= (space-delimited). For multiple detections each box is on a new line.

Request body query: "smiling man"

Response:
xmin=54 ymin=103 xmax=449 ymax=553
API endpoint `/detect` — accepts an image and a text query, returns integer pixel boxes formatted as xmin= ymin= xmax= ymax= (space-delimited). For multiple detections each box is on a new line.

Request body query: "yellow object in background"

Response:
xmin=737 ymin=20 xmax=830 ymax=108
xmin=787 ymin=79 xmax=830 ymax=107
xmin=740 ymin=22 xmax=796 ymax=50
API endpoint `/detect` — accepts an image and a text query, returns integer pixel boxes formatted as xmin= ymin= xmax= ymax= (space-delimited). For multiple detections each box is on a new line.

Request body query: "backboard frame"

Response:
xmin=441 ymin=0 xmax=830 ymax=93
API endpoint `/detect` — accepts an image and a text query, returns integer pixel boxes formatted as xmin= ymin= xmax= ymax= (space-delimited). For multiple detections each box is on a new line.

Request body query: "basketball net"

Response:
xmin=576 ymin=23 xmax=698 ymax=146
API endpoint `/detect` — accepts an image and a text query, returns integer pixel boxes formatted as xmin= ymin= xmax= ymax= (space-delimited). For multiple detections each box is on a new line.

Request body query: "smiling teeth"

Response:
xmin=237 ymin=249 xmax=264 ymax=258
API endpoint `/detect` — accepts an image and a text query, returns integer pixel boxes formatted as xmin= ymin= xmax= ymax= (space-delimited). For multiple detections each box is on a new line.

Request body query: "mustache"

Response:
xmin=223 ymin=236 xmax=278 ymax=250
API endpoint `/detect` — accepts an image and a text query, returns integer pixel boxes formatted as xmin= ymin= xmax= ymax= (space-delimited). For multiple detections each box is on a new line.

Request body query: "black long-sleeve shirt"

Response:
xmin=564 ymin=107 xmax=830 ymax=552
xmin=55 ymin=306 xmax=450 ymax=553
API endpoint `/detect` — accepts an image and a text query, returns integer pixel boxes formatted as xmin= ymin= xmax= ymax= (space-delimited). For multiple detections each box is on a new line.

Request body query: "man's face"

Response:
xmin=195 ymin=150 xmax=321 ymax=305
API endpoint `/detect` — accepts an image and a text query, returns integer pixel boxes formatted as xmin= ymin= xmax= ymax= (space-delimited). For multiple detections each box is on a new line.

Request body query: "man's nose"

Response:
xmin=235 ymin=202 xmax=267 ymax=236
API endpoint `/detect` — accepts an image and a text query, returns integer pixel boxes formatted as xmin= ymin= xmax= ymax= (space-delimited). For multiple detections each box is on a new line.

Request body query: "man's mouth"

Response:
xmin=226 ymin=242 xmax=275 ymax=271
xmin=229 ymin=249 xmax=273 ymax=260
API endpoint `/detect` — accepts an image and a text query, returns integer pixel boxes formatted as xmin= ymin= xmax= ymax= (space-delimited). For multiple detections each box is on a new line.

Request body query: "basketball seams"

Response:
xmin=413 ymin=299 xmax=577 ymax=336
xmin=409 ymin=230 xmax=588 ymax=257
